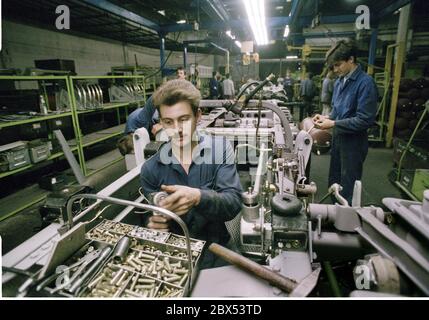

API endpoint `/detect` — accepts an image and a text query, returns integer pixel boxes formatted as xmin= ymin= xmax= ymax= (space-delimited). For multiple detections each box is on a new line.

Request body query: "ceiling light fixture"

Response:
xmin=283 ymin=25 xmax=290 ymax=38
xmin=176 ymin=20 xmax=186 ymax=24
xmin=235 ymin=40 xmax=242 ymax=48
xmin=226 ymin=30 xmax=236 ymax=40
xmin=286 ymin=55 xmax=298 ymax=59
xmin=243 ymin=0 xmax=269 ymax=46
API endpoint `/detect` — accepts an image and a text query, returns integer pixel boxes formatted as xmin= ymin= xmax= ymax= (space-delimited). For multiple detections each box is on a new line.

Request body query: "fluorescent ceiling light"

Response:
xmin=243 ymin=0 xmax=269 ymax=46
xmin=176 ymin=20 xmax=186 ymax=24
xmin=235 ymin=40 xmax=242 ymax=48
xmin=276 ymin=6 xmax=283 ymax=10
xmin=286 ymin=55 xmax=298 ymax=59
xmin=157 ymin=10 xmax=165 ymax=16
xmin=283 ymin=25 xmax=290 ymax=38
xmin=226 ymin=30 xmax=236 ymax=40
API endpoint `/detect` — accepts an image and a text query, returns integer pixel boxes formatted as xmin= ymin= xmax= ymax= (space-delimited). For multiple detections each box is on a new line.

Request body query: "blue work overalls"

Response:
xmin=329 ymin=65 xmax=378 ymax=204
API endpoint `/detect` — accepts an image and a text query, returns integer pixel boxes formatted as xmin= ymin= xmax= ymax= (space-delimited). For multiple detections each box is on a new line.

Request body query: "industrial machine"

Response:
xmin=2 ymin=75 xmax=428 ymax=298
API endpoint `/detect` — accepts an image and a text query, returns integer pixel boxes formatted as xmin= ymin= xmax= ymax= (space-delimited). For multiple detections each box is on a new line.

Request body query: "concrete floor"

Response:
xmin=0 ymin=147 xmax=402 ymax=255
xmin=309 ymin=147 xmax=402 ymax=205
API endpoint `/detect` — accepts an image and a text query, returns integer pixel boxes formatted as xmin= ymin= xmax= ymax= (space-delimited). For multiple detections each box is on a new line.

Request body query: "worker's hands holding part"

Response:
xmin=147 ymin=184 xmax=201 ymax=231
xmin=158 ymin=185 xmax=201 ymax=215
xmin=312 ymin=114 xmax=335 ymax=130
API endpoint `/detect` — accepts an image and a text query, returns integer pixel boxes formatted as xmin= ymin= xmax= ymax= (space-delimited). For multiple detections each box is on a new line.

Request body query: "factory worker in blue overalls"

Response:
xmin=312 ymin=40 xmax=378 ymax=204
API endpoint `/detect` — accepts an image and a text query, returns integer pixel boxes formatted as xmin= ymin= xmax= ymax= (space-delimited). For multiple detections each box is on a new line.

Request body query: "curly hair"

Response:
xmin=152 ymin=79 xmax=201 ymax=116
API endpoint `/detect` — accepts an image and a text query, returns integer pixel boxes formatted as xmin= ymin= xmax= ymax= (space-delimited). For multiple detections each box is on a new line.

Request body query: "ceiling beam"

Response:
xmin=376 ymin=0 xmax=414 ymax=20
xmin=80 ymin=0 xmax=160 ymax=32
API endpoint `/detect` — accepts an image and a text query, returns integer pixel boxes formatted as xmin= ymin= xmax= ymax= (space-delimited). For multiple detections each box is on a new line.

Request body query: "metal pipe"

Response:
xmin=112 ymin=236 xmax=131 ymax=263
xmin=322 ymin=261 xmax=342 ymax=297
xmin=253 ymin=143 xmax=268 ymax=195
xmin=66 ymin=194 xmax=194 ymax=293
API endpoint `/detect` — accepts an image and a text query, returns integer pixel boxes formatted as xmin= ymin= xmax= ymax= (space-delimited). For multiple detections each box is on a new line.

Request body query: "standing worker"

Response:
xmin=222 ymin=73 xmax=235 ymax=99
xmin=209 ymin=71 xmax=220 ymax=99
xmin=321 ymin=68 xmax=335 ymax=116
xmin=312 ymin=40 xmax=378 ymax=204
xmin=300 ymin=72 xmax=317 ymax=120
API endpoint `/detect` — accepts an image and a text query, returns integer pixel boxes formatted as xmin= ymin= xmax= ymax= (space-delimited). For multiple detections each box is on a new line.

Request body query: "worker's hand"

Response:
xmin=314 ymin=118 xmax=335 ymax=130
xmin=147 ymin=214 xmax=170 ymax=232
xmin=312 ymin=113 xmax=327 ymax=123
xmin=158 ymin=184 xmax=201 ymax=215
xmin=151 ymin=123 xmax=163 ymax=136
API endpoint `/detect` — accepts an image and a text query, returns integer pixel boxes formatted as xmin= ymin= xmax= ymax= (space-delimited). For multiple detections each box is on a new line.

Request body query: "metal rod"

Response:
xmin=208 ymin=243 xmax=297 ymax=293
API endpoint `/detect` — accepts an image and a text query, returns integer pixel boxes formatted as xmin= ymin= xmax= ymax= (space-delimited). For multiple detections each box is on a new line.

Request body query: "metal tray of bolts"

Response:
xmin=81 ymin=219 xmax=205 ymax=298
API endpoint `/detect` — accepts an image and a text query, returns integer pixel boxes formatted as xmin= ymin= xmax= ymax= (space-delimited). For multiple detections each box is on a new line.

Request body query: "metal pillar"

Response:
xmin=159 ymin=34 xmax=166 ymax=81
xmin=367 ymin=27 xmax=379 ymax=75
xmin=386 ymin=4 xmax=411 ymax=147
xmin=183 ymin=44 xmax=188 ymax=71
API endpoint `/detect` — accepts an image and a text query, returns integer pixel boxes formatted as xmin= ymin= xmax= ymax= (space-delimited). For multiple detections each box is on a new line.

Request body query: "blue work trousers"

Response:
xmin=328 ymin=128 xmax=368 ymax=204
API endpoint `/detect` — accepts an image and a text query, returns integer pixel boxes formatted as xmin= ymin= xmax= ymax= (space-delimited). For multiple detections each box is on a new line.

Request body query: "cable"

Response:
xmin=236 ymin=81 xmax=260 ymax=100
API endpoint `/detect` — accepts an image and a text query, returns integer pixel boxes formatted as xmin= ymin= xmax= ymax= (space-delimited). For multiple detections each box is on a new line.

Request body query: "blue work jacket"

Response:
xmin=124 ymin=96 xmax=158 ymax=134
xmin=330 ymin=65 xmax=378 ymax=134
xmin=140 ymin=134 xmax=243 ymax=267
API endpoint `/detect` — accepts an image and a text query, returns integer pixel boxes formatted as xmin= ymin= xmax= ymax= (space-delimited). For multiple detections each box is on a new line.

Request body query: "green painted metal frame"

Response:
xmin=68 ymin=75 xmax=145 ymax=175
xmin=0 ymin=74 xmax=145 ymax=220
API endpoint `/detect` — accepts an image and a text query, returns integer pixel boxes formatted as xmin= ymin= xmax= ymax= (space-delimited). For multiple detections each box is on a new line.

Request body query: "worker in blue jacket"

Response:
xmin=312 ymin=40 xmax=378 ymax=204
xmin=140 ymin=79 xmax=242 ymax=269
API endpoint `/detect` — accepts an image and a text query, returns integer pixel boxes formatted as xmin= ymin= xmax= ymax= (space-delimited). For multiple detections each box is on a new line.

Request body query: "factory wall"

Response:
xmin=1 ymin=20 xmax=214 ymax=77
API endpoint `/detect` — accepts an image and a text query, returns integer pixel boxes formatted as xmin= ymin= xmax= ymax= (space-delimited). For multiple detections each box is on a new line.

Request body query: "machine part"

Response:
xmin=300 ymin=118 xmax=332 ymax=155
xmin=355 ymin=208 xmax=429 ymax=295
xmin=383 ymin=190 xmax=429 ymax=240
xmin=143 ymin=141 xmax=166 ymax=159
xmin=50 ymin=248 xmax=102 ymax=294
xmin=69 ymin=246 xmax=113 ymax=294
xmin=208 ymin=243 xmax=297 ymax=294
xmin=54 ymin=130 xmax=86 ymax=186
xmin=112 ymin=237 xmax=131 ymax=263
xmin=74 ymin=85 xmax=85 ymax=110
xmin=132 ymin=127 xmax=150 ymax=166
xmin=28 ymin=140 xmax=51 ymax=163
xmin=308 ymin=203 xmax=384 ymax=231
xmin=241 ymin=189 xmax=260 ymax=223
xmin=308 ymin=221 xmax=313 ymax=263
xmin=294 ymin=130 xmax=313 ymax=182
xmin=296 ymin=182 xmax=317 ymax=196
xmin=39 ymin=185 xmax=91 ymax=225
xmin=312 ymin=231 xmax=370 ymax=262
xmin=271 ymin=193 xmax=302 ymax=217
xmin=354 ymin=254 xmax=400 ymax=294
xmin=151 ymin=191 xmax=169 ymax=207
xmin=210 ymin=99 xmax=293 ymax=152
xmin=329 ymin=183 xmax=349 ymax=206
xmin=108 ymin=85 xmax=135 ymax=102
xmin=0 ymin=141 xmax=31 ymax=171
xmin=289 ymin=266 xmax=322 ymax=297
